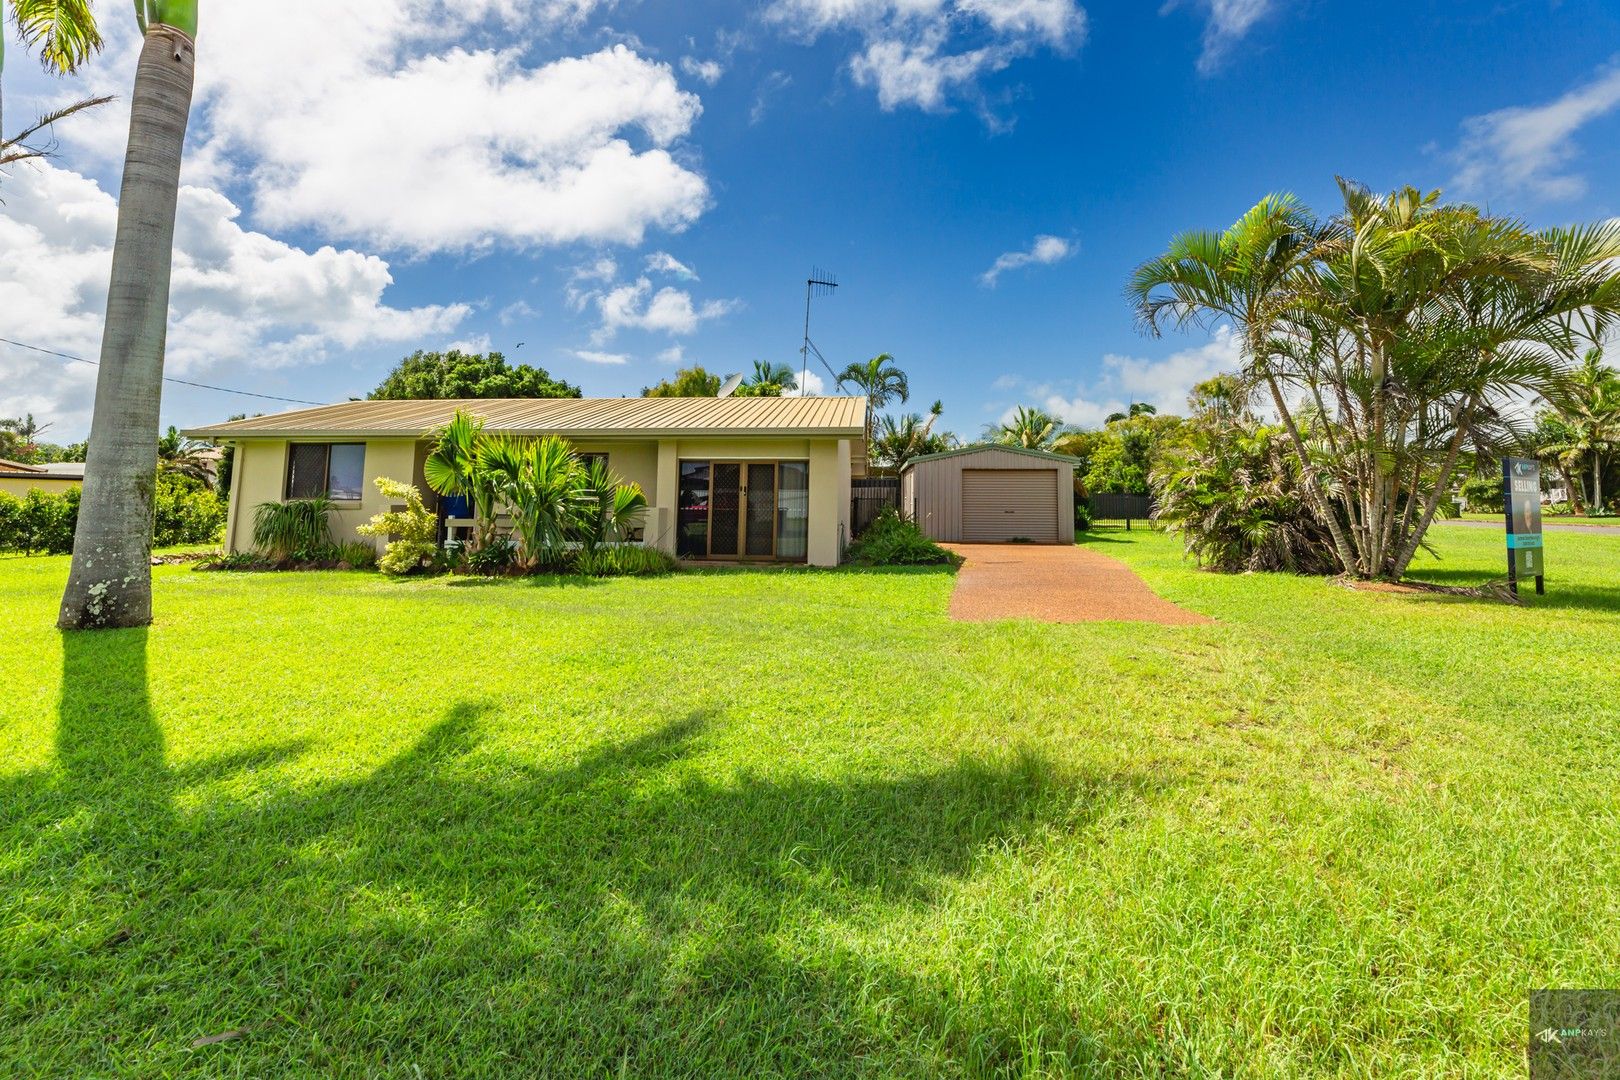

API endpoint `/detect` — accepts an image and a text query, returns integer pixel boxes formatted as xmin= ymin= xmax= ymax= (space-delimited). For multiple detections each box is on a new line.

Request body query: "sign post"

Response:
xmin=1502 ymin=457 xmax=1545 ymax=596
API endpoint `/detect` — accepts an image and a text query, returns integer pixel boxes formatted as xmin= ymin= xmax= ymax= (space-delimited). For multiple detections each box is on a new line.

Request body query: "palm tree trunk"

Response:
xmin=58 ymin=23 xmax=195 ymax=629
xmin=1391 ymin=396 xmax=1477 ymax=579
xmin=1597 ymin=454 xmax=1606 ymax=515
xmin=1262 ymin=372 xmax=1360 ymax=574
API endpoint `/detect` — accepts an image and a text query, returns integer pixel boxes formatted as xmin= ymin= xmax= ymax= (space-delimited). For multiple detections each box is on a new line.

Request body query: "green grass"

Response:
xmin=1454 ymin=511 xmax=1620 ymax=524
xmin=3 ymin=529 xmax=1618 ymax=1077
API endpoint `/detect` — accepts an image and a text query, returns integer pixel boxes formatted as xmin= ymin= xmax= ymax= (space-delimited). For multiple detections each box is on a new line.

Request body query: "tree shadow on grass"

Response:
xmin=8 ymin=685 xmax=1173 ymax=1076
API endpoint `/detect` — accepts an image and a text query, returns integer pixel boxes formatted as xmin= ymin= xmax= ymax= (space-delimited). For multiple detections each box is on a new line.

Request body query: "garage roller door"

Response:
xmin=961 ymin=469 xmax=1059 ymax=542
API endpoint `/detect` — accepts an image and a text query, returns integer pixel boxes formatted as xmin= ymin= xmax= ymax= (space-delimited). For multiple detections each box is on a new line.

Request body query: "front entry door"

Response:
xmin=707 ymin=461 xmax=777 ymax=559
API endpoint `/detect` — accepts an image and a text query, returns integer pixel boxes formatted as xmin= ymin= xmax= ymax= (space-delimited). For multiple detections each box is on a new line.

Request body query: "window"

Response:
xmin=286 ymin=443 xmax=365 ymax=501
xmin=578 ymin=452 xmax=609 ymax=473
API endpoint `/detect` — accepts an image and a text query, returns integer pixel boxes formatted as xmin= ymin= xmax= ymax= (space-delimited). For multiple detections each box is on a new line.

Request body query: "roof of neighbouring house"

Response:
xmin=900 ymin=443 xmax=1081 ymax=470
xmin=183 ymin=396 xmax=871 ymax=440
xmin=0 ymin=458 xmax=83 ymax=479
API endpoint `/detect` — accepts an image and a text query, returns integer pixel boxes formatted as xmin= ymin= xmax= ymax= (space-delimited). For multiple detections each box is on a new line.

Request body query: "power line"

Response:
xmin=0 ymin=336 xmax=330 ymax=406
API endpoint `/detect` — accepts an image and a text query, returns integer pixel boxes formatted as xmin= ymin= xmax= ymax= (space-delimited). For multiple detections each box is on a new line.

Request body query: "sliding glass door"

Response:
xmin=677 ymin=459 xmax=808 ymax=560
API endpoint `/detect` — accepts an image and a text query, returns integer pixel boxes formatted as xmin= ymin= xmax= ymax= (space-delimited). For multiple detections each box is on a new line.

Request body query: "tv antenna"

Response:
xmin=799 ymin=269 xmax=842 ymax=394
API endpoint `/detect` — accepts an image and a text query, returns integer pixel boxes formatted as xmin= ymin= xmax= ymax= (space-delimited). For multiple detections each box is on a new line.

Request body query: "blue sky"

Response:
xmin=4 ymin=0 xmax=1619 ymax=440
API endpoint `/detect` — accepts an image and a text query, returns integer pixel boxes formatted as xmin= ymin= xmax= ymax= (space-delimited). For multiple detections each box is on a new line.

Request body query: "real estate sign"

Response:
xmin=1501 ymin=457 xmax=1544 ymax=592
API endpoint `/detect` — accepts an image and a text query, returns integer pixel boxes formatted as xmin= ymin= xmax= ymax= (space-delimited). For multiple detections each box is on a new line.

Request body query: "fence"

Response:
xmin=851 ymin=478 xmax=900 ymax=537
xmin=1089 ymin=492 xmax=1155 ymax=529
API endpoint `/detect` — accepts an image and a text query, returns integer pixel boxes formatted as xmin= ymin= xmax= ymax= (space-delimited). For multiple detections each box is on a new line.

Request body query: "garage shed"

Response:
xmin=900 ymin=445 xmax=1078 ymax=544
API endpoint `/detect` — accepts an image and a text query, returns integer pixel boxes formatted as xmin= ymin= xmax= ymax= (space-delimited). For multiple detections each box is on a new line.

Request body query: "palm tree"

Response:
xmin=1131 ymin=181 xmax=1620 ymax=580
xmin=59 ymin=1 xmax=199 ymax=629
xmin=1 ymin=0 xmax=103 ymax=147
xmin=838 ymin=353 xmax=909 ymax=438
xmin=1129 ymin=192 xmax=1360 ymax=573
xmin=989 ymin=406 xmax=1063 ymax=449
xmin=871 ymin=401 xmax=952 ymax=471
xmin=1538 ymin=348 xmax=1620 ymax=515
xmin=736 ymin=360 xmax=798 ymax=397
xmin=424 ymin=410 xmax=502 ymax=552
xmin=155 ymin=425 xmax=214 ymax=485
xmin=1105 ymin=402 xmax=1158 ymax=424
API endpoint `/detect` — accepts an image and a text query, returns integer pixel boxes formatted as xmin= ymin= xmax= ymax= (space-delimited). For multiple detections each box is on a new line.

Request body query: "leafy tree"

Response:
xmin=732 ymin=360 xmax=798 ymax=398
xmin=642 ymin=365 xmax=726 ymax=398
xmin=1131 ymin=180 xmax=1620 ymax=580
xmin=1083 ymin=415 xmax=1184 ymax=494
xmin=988 ymin=406 xmax=1063 ymax=449
xmin=0 ymin=413 xmax=49 ymax=462
xmin=60 ymin=1 xmax=201 ymax=630
xmin=371 ymin=349 xmax=580 ymax=400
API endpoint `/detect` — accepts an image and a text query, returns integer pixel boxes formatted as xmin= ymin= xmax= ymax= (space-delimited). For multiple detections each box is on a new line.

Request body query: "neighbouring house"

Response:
xmin=0 ymin=458 xmax=85 ymax=498
xmin=184 ymin=396 xmax=868 ymax=567
xmin=900 ymin=445 xmax=1079 ymax=544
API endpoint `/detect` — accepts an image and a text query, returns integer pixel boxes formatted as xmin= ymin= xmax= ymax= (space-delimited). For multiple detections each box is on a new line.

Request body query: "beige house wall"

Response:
xmin=225 ymin=433 xmax=853 ymax=566
xmin=0 ymin=476 xmax=82 ymax=498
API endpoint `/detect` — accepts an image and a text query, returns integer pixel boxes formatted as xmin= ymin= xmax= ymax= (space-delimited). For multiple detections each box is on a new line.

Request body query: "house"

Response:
xmin=0 ymin=458 xmax=85 ymax=498
xmin=184 ymin=396 xmax=868 ymax=567
xmin=900 ymin=445 xmax=1079 ymax=544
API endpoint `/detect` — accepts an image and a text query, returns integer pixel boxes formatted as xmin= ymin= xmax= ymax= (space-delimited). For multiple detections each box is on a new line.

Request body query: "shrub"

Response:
xmin=0 ymin=487 xmax=79 ymax=555
xmin=253 ymin=498 xmax=334 ymax=561
xmin=333 ymin=541 xmax=380 ymax=571
xmin=846 ymin=508 xmax=957 ymax=566
xmin=461 ymin=537 xmax=518 ymax=576
xmin=1151 ymin=421 xmax=1340 ymax=575
xmin=1459 ymin=474 xmax=1503 ymax=513
xmin=1074 ymin=501 xmax=1093 ymax=531
xmin=153 ymin=472 xmax=227 ymax=546
xmin=356 ymin=478 xmax=438 ymax=574
xmin=573 ymin=544 xmax=677 ymax=577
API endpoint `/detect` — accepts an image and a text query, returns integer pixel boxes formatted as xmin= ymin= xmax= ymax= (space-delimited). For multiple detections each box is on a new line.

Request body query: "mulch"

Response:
xmin=942 ymin=543 xmax=1213 ymax=625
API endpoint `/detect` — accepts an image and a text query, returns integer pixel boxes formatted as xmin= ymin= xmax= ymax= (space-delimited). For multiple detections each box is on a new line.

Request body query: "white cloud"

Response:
xmin=448 ymin=333 xmax=495 ymax=353
xmin=573 ymin=349 xmax=630 ymax=364
xmin=1165 ymin=0 xmax=1279 ymax=76
xmin=996 ymin=326 xmax=1242 ymax=426
xmin=645 ymin=251 xmax=699 ymax=279
xmin=783 ymin=368 xmax=828 ymax=396
xmin=979 ymin=234 xmax=1074 ymax=286
xmin=0 ymin=161 xmax=468 ymax=433
xmin=578 ymin=275 xmax=739 ymax=342
xmin=750 ymin=71 xmax=795 ymax=124
xmin=39 ymin=3 xmax=710 ymax=255
xmin=656 ymin=344 xmax=687 ymax=364
xmin=768 ymin=0 xmax=1085 ymax=114
xmin=680 ymin=56 xmax=725 ymax=84
xmin=1450 ymin=61 xmax=1620 ymax=202
xmin=498 ymin=300 xmax=538 ymax=324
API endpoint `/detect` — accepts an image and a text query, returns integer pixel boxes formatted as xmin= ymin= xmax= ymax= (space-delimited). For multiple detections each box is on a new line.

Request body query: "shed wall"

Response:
xmin=902 ymin=447 xmax=1075 ymax=543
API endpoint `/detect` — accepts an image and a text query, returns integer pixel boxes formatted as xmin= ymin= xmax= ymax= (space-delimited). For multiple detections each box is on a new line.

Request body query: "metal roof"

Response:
xmin=901 ymin=443 xmax=1080 ymax=470
xmin=184 ymin=396 xmax=870 ymax=440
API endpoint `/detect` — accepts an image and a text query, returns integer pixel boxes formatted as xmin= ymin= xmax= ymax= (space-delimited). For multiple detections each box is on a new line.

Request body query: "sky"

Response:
xmin=3 ymin=0 xmax=1619 ymax=442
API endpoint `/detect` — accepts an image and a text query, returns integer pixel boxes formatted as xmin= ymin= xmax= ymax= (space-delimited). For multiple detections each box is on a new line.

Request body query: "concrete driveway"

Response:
xmin=942 ymin=543 xmax=1212 ymax=625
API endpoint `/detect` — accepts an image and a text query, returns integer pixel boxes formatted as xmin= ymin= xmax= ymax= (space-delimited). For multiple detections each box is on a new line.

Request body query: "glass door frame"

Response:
xmin=677 ymin=458 xmax=809 ymax=563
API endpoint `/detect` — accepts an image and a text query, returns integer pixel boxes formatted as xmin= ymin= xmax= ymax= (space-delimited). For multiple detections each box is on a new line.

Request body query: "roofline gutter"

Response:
xmin=183 ymin=426 xmax=869 ymax=441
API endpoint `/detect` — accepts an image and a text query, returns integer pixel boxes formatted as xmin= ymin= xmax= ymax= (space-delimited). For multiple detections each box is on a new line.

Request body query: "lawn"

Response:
xmin=3 ymin=529 xmax=1618 ymax=1077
